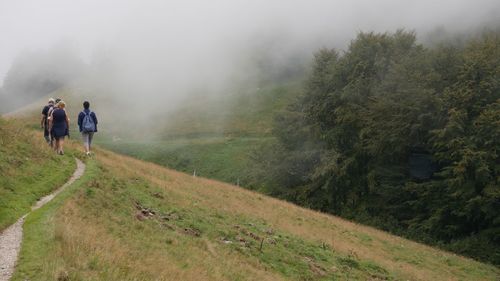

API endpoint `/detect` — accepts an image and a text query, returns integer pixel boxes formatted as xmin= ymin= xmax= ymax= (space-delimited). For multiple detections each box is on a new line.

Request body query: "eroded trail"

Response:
xmin=0 ymin=158 xmax=85 ymax=281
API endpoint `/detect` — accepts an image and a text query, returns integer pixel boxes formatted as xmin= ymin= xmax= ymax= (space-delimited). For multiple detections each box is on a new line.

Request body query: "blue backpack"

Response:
xmin=82 ymin=111 xmax=96 ymax=133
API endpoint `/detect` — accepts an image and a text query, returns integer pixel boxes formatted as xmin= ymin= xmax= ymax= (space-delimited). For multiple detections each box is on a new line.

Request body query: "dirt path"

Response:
xmin=0 ymin=158 xmax=85 ymax=281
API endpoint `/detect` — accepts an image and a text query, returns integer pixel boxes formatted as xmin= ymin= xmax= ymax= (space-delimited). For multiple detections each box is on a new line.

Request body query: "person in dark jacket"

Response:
xmin=48 ymin=100 xmax=70 ymax=155
xmin=78 ymin=101 xmax=98 ymax=156
xmin=41 ymin=98 xmax=55 ymax=144
xmin=46 ymin=98 xmax=62 ymax=148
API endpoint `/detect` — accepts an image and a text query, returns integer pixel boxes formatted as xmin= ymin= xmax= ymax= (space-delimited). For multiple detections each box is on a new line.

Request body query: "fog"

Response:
xmin=1 ymin=0 xmax=499 ymax=134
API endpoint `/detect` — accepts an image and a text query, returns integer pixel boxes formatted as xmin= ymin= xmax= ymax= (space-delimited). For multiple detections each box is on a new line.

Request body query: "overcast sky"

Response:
xmin=1 ymin=0 xmax=499 ymax=83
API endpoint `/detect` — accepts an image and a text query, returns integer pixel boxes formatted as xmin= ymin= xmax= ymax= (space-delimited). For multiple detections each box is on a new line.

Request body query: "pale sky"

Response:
xmin=0 ymin=0 xmax=499 ymax=83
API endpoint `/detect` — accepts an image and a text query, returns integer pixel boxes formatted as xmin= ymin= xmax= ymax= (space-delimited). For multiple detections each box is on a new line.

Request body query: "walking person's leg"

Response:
xmin=51 ymin=130 xmax=57 ymax=150
xmin=82 ymin=133 xmax=90 ymax=155
xmin=55 ymin=137 xmax=60 ymax=153
xmin=50 ymin=132 xmax=55 ymax=148
xmin=43 ymin=128 xmax=50 ymax=143
xmin=88 ymin=132 xmax=94 ymax=153
xmin=59 ymin=137 xmax=65 ymax=155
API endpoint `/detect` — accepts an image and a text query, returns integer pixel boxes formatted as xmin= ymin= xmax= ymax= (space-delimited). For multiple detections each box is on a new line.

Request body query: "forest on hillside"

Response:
xmin=252 ymin=30 xmax=500 ymax=265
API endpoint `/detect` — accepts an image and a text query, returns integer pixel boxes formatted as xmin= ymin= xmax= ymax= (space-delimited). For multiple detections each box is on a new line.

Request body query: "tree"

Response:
xmin=258 ymin=30 xmax=500 ymax=264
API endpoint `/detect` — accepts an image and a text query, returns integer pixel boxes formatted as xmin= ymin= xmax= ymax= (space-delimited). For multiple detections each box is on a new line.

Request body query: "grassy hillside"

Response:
xmin=0 ymin=118 xmax=75 ymax=231
xmin=5 ymin=83 xmax=299 ymax=185
xmin=97 ymin=136 xmax=269 ymax=185
xmin=159 ymin=83 xmax=301 ymax=137
xmin=6 ymin=127 xmax=499 ymax=280
xmin=4 ymin=85 xmax=498 ymax=280
xmin=2 ymin=82 xmax=300 ymax=186
xmin=95 ymin=82 xmax=301 ymax=184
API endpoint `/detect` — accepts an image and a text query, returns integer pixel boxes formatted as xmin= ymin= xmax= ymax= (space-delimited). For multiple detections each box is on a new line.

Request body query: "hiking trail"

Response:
xmin=0 ymin=158 xmax=85 ymax=281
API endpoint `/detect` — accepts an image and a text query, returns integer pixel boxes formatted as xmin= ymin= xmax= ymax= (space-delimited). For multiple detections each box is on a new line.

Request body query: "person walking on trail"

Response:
xmin=41 ymin=98 xmax=55 ymax=144
xmin=47 ymin=98 xmax=61 ymax=148
xmin=78 ymin=101 xmax=98 ymax=156
xmin=48 ymin=100 xmax=70 ymax=155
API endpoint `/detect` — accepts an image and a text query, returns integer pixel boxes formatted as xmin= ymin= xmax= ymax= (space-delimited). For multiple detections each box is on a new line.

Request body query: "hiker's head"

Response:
xmin=55 ymin=98 xmax=61 ymax=104
xmin=83 ymin=101 xmax=90 ymax=109
xmin=57 ymin=101 xmax=66 ymax=109
xmin=48 ymin=98 xmax=55 ymax=105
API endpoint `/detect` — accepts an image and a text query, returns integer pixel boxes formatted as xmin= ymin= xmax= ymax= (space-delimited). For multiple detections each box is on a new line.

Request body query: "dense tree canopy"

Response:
xmin=255 ymin=30 xmax=500 ymax=264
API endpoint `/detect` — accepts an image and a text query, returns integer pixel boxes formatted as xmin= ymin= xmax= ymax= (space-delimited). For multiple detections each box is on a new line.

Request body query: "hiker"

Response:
xmin=41 ymin=98 xmax=55 ymax=144
xmin=48 ymin=100 xmax=70 ymax=155
xmin=47 ymin=98 xmax=61 ymax=148
xmin=77 ymin=101 xmax=98 ymax=156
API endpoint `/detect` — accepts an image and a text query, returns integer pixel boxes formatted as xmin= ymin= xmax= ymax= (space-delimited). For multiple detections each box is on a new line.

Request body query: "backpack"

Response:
xmin=82 ymin=111 xmax=96 ymax=133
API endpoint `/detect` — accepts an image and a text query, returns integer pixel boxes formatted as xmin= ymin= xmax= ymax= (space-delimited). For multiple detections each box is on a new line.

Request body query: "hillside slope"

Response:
xmin=0 ymin=118 xmax=75 ymax=231
xmin=94 ymin=82 xmax=302 ymax=185
xmin=17 ymin=83 xmax=301 ymax=185
xmin=2 ymin=120 xmax=497 ymax=281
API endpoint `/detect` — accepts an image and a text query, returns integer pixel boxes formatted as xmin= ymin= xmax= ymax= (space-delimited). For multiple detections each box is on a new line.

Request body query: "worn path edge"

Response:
xmin=0 ymin=158 xmax=85 ymax=281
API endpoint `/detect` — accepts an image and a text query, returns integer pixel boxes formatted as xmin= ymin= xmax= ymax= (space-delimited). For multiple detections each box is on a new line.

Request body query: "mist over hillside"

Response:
xmin=0 ymin=41 xmax=84 ymax=111
xmin=1 ymin=0 xmax=500 ymax=129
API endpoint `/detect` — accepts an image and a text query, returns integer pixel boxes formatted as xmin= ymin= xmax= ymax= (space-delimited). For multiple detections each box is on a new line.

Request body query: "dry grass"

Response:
xmin=7 ymin=90 xmax=498 ymax=280
xmin=53 ymin=201 xmax=285 ymax=281
xmin=45 ymin=171 xmax=288 ymax=281
xmin=8 ymin=124 xmax=498 ymax=280
xmin=92 ymin=148 xmax=499 ymax=281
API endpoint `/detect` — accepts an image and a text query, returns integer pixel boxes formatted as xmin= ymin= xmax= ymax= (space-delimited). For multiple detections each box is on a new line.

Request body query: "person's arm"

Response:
xmin=40 ymin=106 xmax=47 ymax=128
xmin=65 ymin=110 xmax=70 ymax=127
xmin=92 ymin=112 xmax=98 ymax=132
xmin=48 ymin=111 xmax=53 ymax=132
xmin=78 ymin=112 xmax=83 ymax=132
xmin=41 ymin=114 xmax=46 ymax=128
xmin=65 ymin=111 xmax=70 ymax=137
